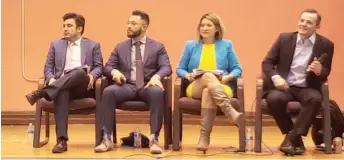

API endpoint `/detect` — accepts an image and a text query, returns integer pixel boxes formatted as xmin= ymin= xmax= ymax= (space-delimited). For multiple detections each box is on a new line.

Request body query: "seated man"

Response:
xmin=94 ymin=10 xmax=172 ymax=154
xmin=25 ymin=13 xmax=103 ymax=153
xmin=262 ymin=9 xmax=334 ymax=156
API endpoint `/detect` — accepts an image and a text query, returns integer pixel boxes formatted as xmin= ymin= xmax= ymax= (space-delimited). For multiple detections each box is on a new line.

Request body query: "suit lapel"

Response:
xmin=125 ymin=40 xmax=132 ymax=68
xmin=81 ymin=38 xmax=87 ymax=65
xmin=308 ymin=34 xmax=322 ymax=64
xmin=61 ymin=39 xmax=68 ymax=70
xmin=284 ymin=33 xmax=298 ymax=73
xmin=143 ymin=38 xmax=152 ymax=64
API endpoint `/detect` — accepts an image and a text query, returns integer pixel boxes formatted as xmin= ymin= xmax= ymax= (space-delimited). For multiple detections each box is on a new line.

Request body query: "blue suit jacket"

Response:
xmin=176 ymin=39 xmax=242 ymax=88
xmin=44 ymin=37 xmax=104 ymax=83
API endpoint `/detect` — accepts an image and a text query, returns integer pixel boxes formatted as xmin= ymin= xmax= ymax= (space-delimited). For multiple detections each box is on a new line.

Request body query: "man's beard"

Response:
xmin=127 ymin=29 xmax=141 ymax=38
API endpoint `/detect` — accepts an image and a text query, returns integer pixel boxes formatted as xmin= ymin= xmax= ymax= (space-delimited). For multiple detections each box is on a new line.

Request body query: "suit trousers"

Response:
xmin=266 ymin=86 xmax=322 ymax=136
xmin=43 ymin=68 xmax=93 ymax=140
xmin=98 ymin=82 xmax=165 ymax=140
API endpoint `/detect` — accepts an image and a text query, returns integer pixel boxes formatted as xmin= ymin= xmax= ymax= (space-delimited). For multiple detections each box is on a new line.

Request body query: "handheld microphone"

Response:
xmin=317 ymin=53 xmax=328 ymax=63
xmin=307 ymin=53 xmax=328 ymax=73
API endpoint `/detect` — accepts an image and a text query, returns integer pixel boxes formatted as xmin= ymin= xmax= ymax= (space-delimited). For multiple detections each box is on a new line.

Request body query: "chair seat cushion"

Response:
xmin=118 ymin=101 xmax=149 ymax=111
xmin=178 ymin=97 xmax=241 ymax=115
xmin=40 ymin=98 xmax=96 ymax=113
xmin=261 ymin=99 xmax=301 ymax=115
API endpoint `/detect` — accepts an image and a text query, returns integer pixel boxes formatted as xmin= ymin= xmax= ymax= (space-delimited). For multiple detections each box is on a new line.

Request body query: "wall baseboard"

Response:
xmin=1 ymin=111 xmax=277 ymax=126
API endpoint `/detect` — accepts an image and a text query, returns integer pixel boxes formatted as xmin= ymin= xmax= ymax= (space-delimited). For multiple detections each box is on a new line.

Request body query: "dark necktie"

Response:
xmin=134 ymin=41 xmax=144 ymax=88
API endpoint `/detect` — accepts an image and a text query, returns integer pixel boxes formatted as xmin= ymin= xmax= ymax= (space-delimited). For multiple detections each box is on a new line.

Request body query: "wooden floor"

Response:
xmin=1 ymin=124 xmax=343 ymax=159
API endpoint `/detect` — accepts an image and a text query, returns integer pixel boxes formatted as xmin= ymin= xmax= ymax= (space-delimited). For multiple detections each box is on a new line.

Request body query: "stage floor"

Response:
xmin=1 ymin=124 xmax=343 ymax=159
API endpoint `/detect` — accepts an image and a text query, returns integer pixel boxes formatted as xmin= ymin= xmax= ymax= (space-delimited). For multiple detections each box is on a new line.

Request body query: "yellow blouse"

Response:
xmin=186 ymin=44 xmax=233 ymax=98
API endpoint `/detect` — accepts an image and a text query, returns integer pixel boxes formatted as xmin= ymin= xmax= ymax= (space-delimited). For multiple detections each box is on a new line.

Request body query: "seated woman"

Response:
xmin=176 ymin=13 xmax=244 ymax=152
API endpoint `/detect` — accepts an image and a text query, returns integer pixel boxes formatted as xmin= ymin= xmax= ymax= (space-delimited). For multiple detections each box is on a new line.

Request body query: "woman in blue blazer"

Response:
xmin=176 ymin=13 xmax=243 ymax=152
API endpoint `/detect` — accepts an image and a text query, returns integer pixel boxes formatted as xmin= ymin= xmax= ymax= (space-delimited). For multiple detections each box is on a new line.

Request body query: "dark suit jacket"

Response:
xmin=103 ymin=37 xmax=172 ymax=83
xmin=43 ymin=37 xmax=104 ymax=83
xmin=262 ymin=32 xmax=334 ymax=95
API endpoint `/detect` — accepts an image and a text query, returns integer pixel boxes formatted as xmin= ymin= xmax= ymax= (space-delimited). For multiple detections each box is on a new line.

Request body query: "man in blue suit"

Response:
xmin=94 ymin=10 xmax=172 ymax=154
xmin=25 ymin=12 xmax=103 ymax=153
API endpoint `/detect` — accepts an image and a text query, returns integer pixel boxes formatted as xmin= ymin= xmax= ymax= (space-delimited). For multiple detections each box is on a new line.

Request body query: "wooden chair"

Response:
xmin=33 ymin=77 xmax=103 ymax=148
xmin=254 ymin=75 xmax=332 ymax=154
xmin=172 ymin=76 xmax=246 ymax=151
xmin=95 ymin=76 xmax=173 ymax=150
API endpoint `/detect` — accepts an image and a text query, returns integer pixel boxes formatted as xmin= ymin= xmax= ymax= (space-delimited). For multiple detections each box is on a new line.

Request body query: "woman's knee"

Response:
xmin=202 ymin=72 xmax=219 ymax=82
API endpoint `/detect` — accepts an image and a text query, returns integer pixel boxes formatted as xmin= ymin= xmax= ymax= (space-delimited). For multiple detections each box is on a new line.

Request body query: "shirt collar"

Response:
xmin=68 ymin=37 xmax=82 ymax=46
xmin=132 ymin=35 xmax=147 ymax=45
xmin=297 ymin=33 xmax=316 ymax=45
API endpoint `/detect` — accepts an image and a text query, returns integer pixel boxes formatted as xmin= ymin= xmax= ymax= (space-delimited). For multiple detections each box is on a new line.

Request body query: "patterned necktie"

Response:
xmin=134 ymin=41 xmax=144 ymax=88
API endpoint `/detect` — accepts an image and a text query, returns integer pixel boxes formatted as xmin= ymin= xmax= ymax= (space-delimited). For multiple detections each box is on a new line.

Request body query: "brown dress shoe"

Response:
xmin=25 ymin=90 xmax=42 ymax=106
xmin=52 ymin=139 xmax=67 ymax=153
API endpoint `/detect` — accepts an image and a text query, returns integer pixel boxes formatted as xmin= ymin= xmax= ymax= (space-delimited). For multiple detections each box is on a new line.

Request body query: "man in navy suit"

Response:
xmin=94 ymin=10 xmax=172 ymax=154
xmin=25 ymin=13 xmax=103 ymax=153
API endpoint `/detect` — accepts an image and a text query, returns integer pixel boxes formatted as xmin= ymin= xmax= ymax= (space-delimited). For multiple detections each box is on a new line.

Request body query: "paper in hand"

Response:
xmin=192 ymin=69 xmax=224 ymax=79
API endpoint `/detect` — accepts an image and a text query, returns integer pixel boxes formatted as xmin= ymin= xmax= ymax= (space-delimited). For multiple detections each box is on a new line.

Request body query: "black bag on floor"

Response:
xmin=311 ymin=99 xmax=344 ymax=145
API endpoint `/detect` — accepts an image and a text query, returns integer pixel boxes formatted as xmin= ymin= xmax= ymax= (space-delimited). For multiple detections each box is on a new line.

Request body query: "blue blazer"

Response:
xmin=176 ymin=39 xmax=242 ymax=89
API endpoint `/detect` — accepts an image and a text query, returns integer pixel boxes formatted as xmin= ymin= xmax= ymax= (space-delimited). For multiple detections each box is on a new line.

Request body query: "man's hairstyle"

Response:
xmin=62 ymin=12 xmax=85 ymax=35
xmin=301 ymin=9 xmax=322 ymax=25
xmin=132 ymin=10 xmax=150 ymax=26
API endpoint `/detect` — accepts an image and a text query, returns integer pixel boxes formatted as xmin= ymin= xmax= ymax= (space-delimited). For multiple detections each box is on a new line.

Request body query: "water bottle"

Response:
xmin=27 ymin=123 xmax=34 ymax=143
xmin=133 ymin=127 xmax=142 ymax=148
xmin=245 ymin=127 xmax=254 ymax=152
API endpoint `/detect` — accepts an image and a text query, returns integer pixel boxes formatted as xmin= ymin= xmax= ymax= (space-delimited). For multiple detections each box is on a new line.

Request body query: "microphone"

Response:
xmin=307 ymin=53 xmax=328 ymax=73
xmin=317 ymin=53 xmax=328 ymax=63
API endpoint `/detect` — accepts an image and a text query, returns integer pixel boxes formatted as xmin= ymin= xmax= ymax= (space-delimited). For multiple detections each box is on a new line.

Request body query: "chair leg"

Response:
xmin=95 ymin=109 xmax=101 ymax=147
xmin=33 ymin=102 xmax=50 ymax=148
xmin=113 ymin=110 xmax=117 ymax=144
xmin=164 ymin=107 xmax=171 ymax=150
xmin=180 ymin=112 xmax=183 ymax=142
xmin=172 ymin=107 xmax=181 ymax=151
xmin=323 ymin=103 xmax=332 ymax=154
xmin=42 ymin=112 xmax=50 ymax=146
xmin=33 ymin=105 xmax=42 ymax=148
xmin=238 ymin=118 xmax=246 ymax=152
xmin=254 ymin=103 xmax=262 ymax=153
xmin=168 ymin=107 xmax=173 ymax=145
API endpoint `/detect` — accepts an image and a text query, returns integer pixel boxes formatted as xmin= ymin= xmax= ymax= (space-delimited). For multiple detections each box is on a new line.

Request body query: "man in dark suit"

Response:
xmin=94 ymin=10 xmax=172 ymax=154
xmin=262 ymin=9 xmax=334 ymax=155
xmin=25 ymin=13 xmax=103 ymax=153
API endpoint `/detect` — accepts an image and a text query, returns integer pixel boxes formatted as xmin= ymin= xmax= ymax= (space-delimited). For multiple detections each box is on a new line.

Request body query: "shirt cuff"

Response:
xmin=111 ymin=69 xmax=117 ymax=76
xmin=271 ymin=75 xmax=281 ymax=81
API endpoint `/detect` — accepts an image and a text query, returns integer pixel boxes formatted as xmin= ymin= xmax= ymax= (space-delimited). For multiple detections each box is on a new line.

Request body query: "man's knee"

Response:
xmin=102 ymin=85 xmax=120 ymax=99
xmin=307 ymin=92 xmax=322 ymax=104
xmin=71 ymin=68 xmax=87 ymax=78
xmin=147 ymin=86 xmax=164 ymax=96
xmin=266 ymin=90 xmax=290 ymax=106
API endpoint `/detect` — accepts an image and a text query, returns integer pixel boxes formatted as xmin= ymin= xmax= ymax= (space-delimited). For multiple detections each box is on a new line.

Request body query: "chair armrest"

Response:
xmin=95 ymin=78 xmax=103 ymax=105
xmin=321 ymin=81 xmax=329 ymax=101
xmin=236 ymin=77 xmax=245 ymax=113
xmin=256 ymin=76 xmax=263 ymax=113
xmin=162 ymin=75 xmax=172 ymax=108
xmin=174 ymin=77 xmax=182 ymax=109
xmin=38 ymin=77 xmax=45 ymax=90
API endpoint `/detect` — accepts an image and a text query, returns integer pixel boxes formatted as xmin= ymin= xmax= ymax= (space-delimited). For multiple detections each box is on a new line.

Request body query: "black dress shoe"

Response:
xmin=278 ymin=133 xmax=295 ymax=156
xmin=52 ymin=139 xmax=68 ymax=153
xmin=294 ymin=136 xmax=306 ymax=155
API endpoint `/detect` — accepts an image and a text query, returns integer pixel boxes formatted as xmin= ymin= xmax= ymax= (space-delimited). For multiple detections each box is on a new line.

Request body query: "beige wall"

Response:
xmin=2 ymin=0 xmax=344 ymax=111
